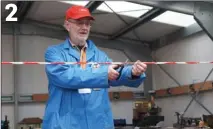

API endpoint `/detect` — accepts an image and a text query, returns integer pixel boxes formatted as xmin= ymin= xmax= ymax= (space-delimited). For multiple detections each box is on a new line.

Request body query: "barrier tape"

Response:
xmin=1 ymin=61 xmax=213 ymax=65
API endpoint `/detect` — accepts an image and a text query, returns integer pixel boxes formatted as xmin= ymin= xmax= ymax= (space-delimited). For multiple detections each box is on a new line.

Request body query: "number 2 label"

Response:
xmin=5 ymin=3 xmax=18 ymax=21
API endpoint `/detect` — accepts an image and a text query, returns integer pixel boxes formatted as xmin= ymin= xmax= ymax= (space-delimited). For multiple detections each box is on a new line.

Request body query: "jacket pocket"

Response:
xmin=58 ymin=90 xmax=73 ymax=117
xmin=58 ymin=110 xmax=81 ymax=129
xmin=104 ymin=109 xmax=114 ymax=129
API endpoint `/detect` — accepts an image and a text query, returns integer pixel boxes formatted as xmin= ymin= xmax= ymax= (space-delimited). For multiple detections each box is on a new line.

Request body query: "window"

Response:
xmin=97 ymin=1 xmax=152 ymax=18
xmin=152 ymin=11 xmax=196 ymax=27
xmin=59 ymin=1 xmax=89 ymax=6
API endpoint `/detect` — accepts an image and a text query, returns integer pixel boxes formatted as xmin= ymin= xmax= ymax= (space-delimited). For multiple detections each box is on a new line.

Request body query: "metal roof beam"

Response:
xmin=85 ymin=1 xmax=103 ymax=12
xmin=110 ymin=8 xmax=165 ymax=40
xmin=4 ymin=19 xmax=151 ymax=44
xmin=194 ymin=2 xmax=213 ymax=41
xmin=150 ymin=1 xmax=213 ymax=50
xmin=15 ymin=1 xmax=34 ymax=23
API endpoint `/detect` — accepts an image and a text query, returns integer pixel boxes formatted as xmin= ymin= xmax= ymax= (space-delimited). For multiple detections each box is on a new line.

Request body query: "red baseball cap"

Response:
xmin=65 ymin=5 xmax=95 ymax=20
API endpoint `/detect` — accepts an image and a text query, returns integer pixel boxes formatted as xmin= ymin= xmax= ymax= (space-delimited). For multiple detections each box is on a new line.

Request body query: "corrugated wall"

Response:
xmin=152 ymin=32 xmax=213 ymax=127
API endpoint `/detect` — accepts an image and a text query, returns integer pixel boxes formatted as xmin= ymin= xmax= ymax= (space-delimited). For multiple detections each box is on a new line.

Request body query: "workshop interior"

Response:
xmin=1 ymin=1 xmax=213 ymax=129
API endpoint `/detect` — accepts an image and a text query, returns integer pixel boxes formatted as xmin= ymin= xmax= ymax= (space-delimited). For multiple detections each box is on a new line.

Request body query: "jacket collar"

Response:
xmin=63 ymin=38 xmax=95 ymax=61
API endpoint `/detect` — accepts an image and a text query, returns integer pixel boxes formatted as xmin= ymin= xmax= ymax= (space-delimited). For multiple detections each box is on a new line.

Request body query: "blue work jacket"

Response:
xmin=42 ymin=38 xmax=146 ymax=129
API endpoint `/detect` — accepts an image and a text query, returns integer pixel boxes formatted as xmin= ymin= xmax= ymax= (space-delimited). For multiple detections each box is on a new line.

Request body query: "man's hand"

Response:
xmin=108 ymin=64 xmax=120 ymax=80
xmin=132 ymin=60 xmax=147 ymax=76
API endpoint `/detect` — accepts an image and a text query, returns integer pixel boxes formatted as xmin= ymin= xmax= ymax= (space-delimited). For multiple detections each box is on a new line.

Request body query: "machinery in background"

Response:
xmin=114 ymin=119 xmax=126 ymax=127
xmin=1 ymin=115 xmax=9 ymax=129
xmin=173 ymin=113 xmax=213 ymax=128
xmin=173 ymin=112 xmax=213 ymax=129
xmin=202 ymin=115 xmax=213 ymax=128
xmin=132 ymin=91 xmax=164 ymax=127
xmin=173 ymin=112 xmax=202 ymax=128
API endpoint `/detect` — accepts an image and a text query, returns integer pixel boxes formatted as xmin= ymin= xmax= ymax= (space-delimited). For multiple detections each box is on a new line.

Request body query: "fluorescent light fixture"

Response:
xmin=152 ymin=11 xmax=196 ymax=27
xmin=97 ymin=1 xmax=152 ymax=18
xmin=60 ymin=1 xmax=89 ymax=6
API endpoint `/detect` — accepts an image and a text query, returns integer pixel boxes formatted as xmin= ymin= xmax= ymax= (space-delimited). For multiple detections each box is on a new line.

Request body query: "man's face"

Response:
xmin=65 ymin=17 xmax=93 ymax=45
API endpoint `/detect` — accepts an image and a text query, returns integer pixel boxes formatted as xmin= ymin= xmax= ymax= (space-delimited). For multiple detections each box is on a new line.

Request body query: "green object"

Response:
xmin=2 ymin=115 xmax=9 ymax=129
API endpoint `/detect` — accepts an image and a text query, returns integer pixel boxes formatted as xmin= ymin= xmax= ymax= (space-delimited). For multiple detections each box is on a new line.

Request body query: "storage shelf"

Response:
xmin=2 ymin=94 xmax=14 ymax=103
xmin=1 ymin=91 xmax=147 ymax=104
xmin=2 ymin=80 xmax=212 ymax=104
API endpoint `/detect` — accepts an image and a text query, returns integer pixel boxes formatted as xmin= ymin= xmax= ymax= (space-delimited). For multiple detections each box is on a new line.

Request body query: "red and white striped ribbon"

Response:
xmin=1 ymin=61 xmax=213 ymax=65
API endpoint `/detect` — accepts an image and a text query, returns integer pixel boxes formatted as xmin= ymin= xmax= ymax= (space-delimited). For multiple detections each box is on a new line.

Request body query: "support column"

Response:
xmin=194 ymin=2 xmax=213 ymax=41
xmin=13 ymin=23 xmax=19 ymax=128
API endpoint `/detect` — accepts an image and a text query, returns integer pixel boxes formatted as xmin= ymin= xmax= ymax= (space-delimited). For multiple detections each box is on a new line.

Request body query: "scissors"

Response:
xmin=114 ymin=59 xmax=129 ymax=80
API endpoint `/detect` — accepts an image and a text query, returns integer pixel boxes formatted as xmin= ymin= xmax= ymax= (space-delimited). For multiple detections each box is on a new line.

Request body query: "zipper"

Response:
xmin=84 ymin=94 xmax=89 ymax=129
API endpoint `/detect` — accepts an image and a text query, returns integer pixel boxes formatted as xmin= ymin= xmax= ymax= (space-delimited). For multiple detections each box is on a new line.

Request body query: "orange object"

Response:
xmin=32 ymin=91 xmax=135 ymax=102
xmin=32 ymin=94 xmax=48 ymax=102
xmin=155 ymin=81 xmax=213 ymax=97
xmin=199 ymin=120 xmax=204 ymax=127
xmin=109 ymin=91 xmax=133 ymax=100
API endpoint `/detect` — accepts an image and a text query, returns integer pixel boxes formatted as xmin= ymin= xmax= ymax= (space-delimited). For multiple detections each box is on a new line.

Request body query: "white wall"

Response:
xmin=2 ymin=35 xmax=15 ymax=129
xmin=17 ymin=36 xmax=61 ymax=128
xmin=1 ymin=35 xmax=145 ymax=129
xmin=152 ymin=32 xmax=213 ymax=127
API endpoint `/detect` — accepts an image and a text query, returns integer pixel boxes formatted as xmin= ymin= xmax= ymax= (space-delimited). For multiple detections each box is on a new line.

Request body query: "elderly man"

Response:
xmin=42 ymin=5 xmax=147 ymax=129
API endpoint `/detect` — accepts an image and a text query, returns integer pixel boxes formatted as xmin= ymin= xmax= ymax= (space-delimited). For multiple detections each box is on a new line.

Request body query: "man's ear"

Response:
xmin=63 ymin=20 xmax=70 ymax=32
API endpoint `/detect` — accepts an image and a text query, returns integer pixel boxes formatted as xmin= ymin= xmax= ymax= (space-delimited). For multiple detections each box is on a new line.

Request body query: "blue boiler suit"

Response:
xmin=42 ymin=38 xmax=146 ymax=129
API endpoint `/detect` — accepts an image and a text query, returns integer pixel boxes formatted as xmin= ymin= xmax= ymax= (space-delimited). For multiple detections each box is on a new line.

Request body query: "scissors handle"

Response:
xmin=114 ymin=64 xmax=124 ymax=80
xmin=114 ymin=59 xmax=129 ymax=80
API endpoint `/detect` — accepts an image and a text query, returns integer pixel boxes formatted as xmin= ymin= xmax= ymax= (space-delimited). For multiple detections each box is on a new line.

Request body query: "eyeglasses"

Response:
xmin=68 ymin=20 xmax=93 ymax=27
